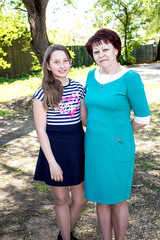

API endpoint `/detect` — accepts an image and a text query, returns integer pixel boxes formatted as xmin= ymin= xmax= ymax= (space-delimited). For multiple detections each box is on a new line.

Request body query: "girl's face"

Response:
xmin=92 ymin=41 xmax=118 ymax=71
xmin=47 ymin=50 xmax=72 ymax=81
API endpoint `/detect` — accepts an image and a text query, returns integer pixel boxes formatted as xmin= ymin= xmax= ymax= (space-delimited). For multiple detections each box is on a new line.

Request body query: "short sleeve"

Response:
xmin=77 ymin=82 xmax=86 ymax=99
xmin=81 ymin=85 xmax=86 ymax=99
xmin=125 ymin=70 xmax=150 ymax=117
xmin=33 ymin=86 xmax=44 ymax=101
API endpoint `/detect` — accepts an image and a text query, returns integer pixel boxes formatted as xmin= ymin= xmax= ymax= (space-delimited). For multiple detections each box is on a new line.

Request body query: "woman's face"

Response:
xmin=92 ymin=41 xmax=118 ymax=70
xmin=47 ymin=50 xmax=72 ymax=81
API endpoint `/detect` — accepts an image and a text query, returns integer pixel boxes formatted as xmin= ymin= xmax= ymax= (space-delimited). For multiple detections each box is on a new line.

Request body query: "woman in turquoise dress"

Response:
xmin=83 ymin=29 xmax=150 ymax=240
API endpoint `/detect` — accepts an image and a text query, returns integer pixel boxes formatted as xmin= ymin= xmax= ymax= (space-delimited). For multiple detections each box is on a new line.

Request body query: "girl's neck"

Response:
xmin=59 ymin=77 xmax=69 ymax=86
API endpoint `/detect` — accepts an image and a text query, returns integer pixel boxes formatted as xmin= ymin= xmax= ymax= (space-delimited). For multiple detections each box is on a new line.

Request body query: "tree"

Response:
xmin=141 ymin=0 xmax=160 ymax=60
xmin=142 ymin=0 xmax=160 ymax=39
xmin=22 ymin=0 xmax=50 ymax=65
xmin=22 ymin=0 xmax=76 ymax=64
xmin=93 ymin=0 xmax=146 ymax=64
xmin=0 ymin=0 xmax=75 ymax=68
xmin=6 ymin=0 xmax=50 ymax=65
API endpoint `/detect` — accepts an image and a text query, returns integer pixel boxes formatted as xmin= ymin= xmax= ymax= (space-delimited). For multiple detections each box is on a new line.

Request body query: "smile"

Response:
xmin=100 ymin=59 xmax=108 ymax=62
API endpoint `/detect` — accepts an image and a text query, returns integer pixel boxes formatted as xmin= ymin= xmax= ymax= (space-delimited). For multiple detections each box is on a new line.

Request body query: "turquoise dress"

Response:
xmin=84 ymin=69 xmax=150 ymax=204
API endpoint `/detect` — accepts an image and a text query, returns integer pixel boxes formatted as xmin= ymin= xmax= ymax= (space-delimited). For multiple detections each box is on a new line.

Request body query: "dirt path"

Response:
xmin=0 ymin=69 xmax=160 ymax=239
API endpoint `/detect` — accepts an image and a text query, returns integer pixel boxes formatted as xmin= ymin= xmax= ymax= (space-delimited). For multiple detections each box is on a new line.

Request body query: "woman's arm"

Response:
xmin=33 ymin=98 xmax=63 ymax=182
xmin=80 ymin=99 xmax=88 ymax=126
xmin=131 ymin=119 xmax=147 ymax=131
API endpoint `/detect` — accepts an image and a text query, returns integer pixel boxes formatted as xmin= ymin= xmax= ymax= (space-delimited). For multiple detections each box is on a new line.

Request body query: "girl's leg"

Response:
xmin=51 ymin=186 xmax=70 ymax=240
xmin=111 ymin=200 xmax=129 ymax=240
xmin=96 ymin=203 xmax=112 ymax=240
xmin=70 ymin=181 xmax=87 ymax=231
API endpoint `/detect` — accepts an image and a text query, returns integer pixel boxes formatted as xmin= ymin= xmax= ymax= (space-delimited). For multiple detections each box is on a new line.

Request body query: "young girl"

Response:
xmin=33 ymin=44 xmax=87 ymax=240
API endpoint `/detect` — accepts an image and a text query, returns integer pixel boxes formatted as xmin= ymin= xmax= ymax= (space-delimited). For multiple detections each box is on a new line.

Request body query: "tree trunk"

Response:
xmin=22 ymin=0 xmax=50 ymax=64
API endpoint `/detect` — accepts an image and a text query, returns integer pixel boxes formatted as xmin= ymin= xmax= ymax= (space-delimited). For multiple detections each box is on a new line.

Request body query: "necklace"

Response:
xmin=98 ymin=72 xmax=113 ymax=89
xmin=98 ymin=65 xmax=119 ymax=89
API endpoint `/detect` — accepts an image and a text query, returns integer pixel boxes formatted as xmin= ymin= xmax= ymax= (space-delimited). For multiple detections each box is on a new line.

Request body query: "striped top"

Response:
xmin=33 ymin=78 xmax=85 ymax=125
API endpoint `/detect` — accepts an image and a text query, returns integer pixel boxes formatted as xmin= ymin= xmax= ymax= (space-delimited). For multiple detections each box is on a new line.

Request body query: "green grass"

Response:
xmin=68 ymin=64 xmax=97 ymax=81
xmin=81 ymin=208 xmax=95 ymax=216
xmin=0 ymin=65 xmax=97 ymax=102
xmin=0 ymin=110 xmax=11 ymax=116
xmin=138 ymin=162 xmax=153 ymax=170
xmin=35 ymin=184 xmax=50 ymax=192
xmin=15 ymin=170 xmax=25 ymax=176
xmin=0 ymin=75 xmax=42 ymax=102
xmin=0 ymin=66 xmax=160 ymax=103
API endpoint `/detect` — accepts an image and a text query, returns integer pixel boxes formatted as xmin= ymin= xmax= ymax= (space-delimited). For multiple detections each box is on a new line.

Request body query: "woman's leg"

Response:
xmin=70 ymin=181 xmax=87 ymax=231
xmin=97 ymin=201 xmax=129 ymax=240
xmin=96 ymin=203 xmax=112 ymax=240
xmin=51 ymin=186 xmax=70 ymax=240
xmin=111 ymin=200 xmax=129 ymax=240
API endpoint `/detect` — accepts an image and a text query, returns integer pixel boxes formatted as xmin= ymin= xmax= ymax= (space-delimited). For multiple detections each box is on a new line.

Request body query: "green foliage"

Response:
xmin=67 ymin=48 xmax=75 ymax=59
xmin=30 ymin=52 xmax=42 ymax=71
xmin=0 ymin=1 xmax=30 ymax=69
xmin=0 ymin=57 xmax=11 ymax=69
xmin=93 ymin=0 xmax=158 ymax=64
xmin=48 ymin=24 xmax=87 ymax=46
xmin=91 ymin=6 xmax=111 ymax=29
xmin=141 ymin=0 xmax=160 ymax=41
xmin=121 ymin=40 xmax=141 ymax=64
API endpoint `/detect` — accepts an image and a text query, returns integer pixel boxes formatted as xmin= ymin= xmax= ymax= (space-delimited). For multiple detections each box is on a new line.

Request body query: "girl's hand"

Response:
xmin=80 ymin=99 xmax=88 ymax=126
xmin=49 ymin=162 xmax=63 ymax=182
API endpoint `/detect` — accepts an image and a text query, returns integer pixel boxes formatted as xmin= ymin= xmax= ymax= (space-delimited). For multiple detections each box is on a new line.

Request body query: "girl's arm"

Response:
xmin=80 ymin=99 xmax=88 ymax=126
xmin=33 ymin=98 xmax=63 ymax=182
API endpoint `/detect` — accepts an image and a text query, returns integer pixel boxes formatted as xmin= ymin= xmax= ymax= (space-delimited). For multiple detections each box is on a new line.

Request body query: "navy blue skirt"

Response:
xmin=34 ymin=122 xmax=85 ymax=186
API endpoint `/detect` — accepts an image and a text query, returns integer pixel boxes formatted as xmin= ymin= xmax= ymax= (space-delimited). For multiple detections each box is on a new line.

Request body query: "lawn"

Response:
xmin=0 ymin=66 xmax=159 ymax=240
xmin=0 ymin=65 xmax=96 ymax=103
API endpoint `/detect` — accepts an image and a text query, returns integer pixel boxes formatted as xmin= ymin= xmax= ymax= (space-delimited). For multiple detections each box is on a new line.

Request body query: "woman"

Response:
xmin=83 ymin=29 xmax=150 ymax=240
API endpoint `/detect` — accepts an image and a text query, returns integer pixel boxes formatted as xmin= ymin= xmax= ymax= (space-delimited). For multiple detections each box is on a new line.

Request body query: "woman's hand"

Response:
xmin=49 ymin=162 xmax=63 ymax=182
xmin=131 ymin=119 xmax=147 ymax=132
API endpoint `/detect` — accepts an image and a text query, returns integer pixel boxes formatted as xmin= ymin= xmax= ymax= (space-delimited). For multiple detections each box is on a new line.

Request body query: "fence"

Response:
xmin=67 ymin=45 xmax=94 ymax=68
xmin=131 ymin=44 xmax=158 ymax=63
xmin=0 ymin=38 xmax=33 ymax=78
xmin=0 ymin=39 xmax=159 ymax=79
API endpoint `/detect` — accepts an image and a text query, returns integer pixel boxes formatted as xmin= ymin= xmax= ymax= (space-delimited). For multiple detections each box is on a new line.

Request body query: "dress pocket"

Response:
xmin=114 ymin=136 xmax=132 ymax=162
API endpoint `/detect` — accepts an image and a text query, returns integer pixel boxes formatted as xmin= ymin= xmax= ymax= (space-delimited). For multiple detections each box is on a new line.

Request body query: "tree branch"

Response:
xmin=14 ymin=7 xmax=27 ymax=12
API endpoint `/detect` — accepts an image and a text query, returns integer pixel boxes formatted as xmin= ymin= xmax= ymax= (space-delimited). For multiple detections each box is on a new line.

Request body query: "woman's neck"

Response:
xmin=100 ymin=63 xmax=123 ymax=75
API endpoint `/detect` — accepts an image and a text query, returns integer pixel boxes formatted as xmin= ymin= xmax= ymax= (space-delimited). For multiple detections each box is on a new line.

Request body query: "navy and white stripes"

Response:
xmin=33 ymin=78 xmax=85 ymax=125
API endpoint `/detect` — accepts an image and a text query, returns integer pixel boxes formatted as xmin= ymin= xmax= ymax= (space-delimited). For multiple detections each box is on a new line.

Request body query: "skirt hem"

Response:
xmin=34 ymin=178 xmax=84 ymax=187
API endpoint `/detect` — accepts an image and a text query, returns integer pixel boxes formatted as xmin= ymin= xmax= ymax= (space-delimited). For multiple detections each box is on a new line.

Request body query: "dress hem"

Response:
xmin=84 ymin=195 xmax=130 ymax=205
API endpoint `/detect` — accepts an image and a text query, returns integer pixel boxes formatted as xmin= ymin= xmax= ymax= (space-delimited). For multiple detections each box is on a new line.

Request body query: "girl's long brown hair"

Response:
xmin=42 ymin=44 xmax=72 ymax=110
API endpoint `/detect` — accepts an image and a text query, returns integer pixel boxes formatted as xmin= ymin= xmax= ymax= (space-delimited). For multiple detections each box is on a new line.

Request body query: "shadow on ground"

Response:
xmin=0 ymin=96 xmax=159 ymax=240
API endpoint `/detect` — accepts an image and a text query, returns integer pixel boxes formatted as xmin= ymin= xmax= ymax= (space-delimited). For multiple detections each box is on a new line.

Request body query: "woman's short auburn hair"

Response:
xmin=85 ymin=28 xmax=121 ymax=61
